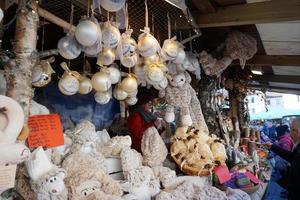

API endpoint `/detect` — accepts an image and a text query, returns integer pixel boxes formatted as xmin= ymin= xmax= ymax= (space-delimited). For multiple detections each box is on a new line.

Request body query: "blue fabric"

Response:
xmin=34 ymin=82 xmax=120 ymax=130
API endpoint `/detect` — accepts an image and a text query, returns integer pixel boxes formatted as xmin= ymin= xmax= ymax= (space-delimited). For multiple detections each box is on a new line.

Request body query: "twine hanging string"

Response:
xmin=124 ymin=3 xmax=129 ymax=31
xmin=41 ymin=17 xmax=46 ymax=52
xmin=152 ymin=14 xmax=154 ymax=34
xmin=69 ymin=4 xmax=74 ymax=33
xmin=167 ymin=12 xmax=171 ymax=39
xmin=145 ymin=0 xmax=149 ymax=28
xmin=87 ymin=0 xmax=91 ymax=17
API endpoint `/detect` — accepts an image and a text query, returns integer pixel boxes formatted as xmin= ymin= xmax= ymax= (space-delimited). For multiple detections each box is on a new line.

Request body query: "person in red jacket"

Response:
xmin=127 ymin=87 xmax=160 ymax=152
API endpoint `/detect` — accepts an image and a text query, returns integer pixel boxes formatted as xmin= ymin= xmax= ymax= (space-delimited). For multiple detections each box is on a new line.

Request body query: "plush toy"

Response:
xmin=25 ymin=147 xmax=68 ymax=200
xmin=199 ymin=31 xmax=257 ymax=77
xmin=159 ymin=72 xmax=209 ymax=133
xmin=66 ymin=168 xmax=123 ymax=199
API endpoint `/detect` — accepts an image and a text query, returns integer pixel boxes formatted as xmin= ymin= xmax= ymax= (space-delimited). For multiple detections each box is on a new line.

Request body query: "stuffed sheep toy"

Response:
xmin=159 ymin=72 xmax=209 ymax=133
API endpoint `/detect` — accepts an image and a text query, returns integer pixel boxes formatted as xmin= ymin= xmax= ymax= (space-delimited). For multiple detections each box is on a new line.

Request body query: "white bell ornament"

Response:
xmin=101 ymin=21 xmax=121 ymax=48
xmin=121 ymin=75 xmax=138 ymax=93
xmin=175 ymin=48 xmax=186 ymax=64
xmin=118 ymin=30 xmax=138 ymax=68
xmin=58 ymin=72 xmax=80 ymax=95
xmin=107 ymin=64 xmax=121 ymax=84
xmin=145 ymin=64 xmax=165 ymax=83
xmin=138 ymin=27 xmax=160 ymax=57
xmin=57 ymin=34 xmax=81 ymax=60
xmin=161 ymin=38 xmax=180 ymax=61
xmin=91 ymin=70 xmax=112 ymax=92
xmin=94 ymin=90 xmax=111 ymax=105
xmin=126 ymin=96 xmax=138 ymax=106
xmin=32 ymin=57 xmax=55 ymax=87
xmin=101 ymin=0 xmax=125 ymax=12
xmin=127 ymin=89 xmax=138 ymax=97
xmin=75 ymin=20 xmax=99 ymax=47
xmin=78 ymin=77 xmax=93 ymax=94
xmin=97 ymin=48 xmax=116 ymax=66
xmin=113 ymin=84 xmax=128 ymax=101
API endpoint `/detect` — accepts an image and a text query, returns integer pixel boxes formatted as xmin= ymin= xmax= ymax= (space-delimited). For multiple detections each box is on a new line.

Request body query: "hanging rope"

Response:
xmin=41 ymin=17 xmax=46 ymax=52
xmin=68 ymin=4 xmax=74 ymax=33
xmin=124 ymin=3 xmax=129 ymax=30
xmin=145 ymin=0 xmax=148 ymax=28
xmin=167 ymin=12 xmax=171 ymax=39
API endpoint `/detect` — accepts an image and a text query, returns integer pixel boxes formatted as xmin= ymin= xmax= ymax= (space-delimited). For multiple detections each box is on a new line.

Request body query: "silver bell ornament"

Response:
xmin=161 ymin=37 xmax=180 ymax=61
xmin=58 ymin=72 xmax=80 ymax=95
xmin=32 ymin=57 xmax=55 ymax=87
xmin=91 ymin=69 xmax=112 ymax=92
xmin=127 ymin=89 xmax=138 ymax=97
xmin=94 ymin=90 xmax=111 ymax=105
xmin=75 ymin=20 xmax=99 ymax=47
xmin=121 ymin=75 xmax=138 ymax=93
xmin=144 ymin=54 xmax=160 ymax=65
xmin=175 ymin=48 xmax=186 ymax=64
xmin=113 ymin=84 xmax=128 ymax=101
xmin=97 ymin=48 xmax=116 ymax=66
xmin=101 ymin=21 xmax=121 ymax=48
xmin=78 ymin=77 xmax=93 ymax=94
xmin=145 ymin=64 xmax=165 ymax=83
xmin=118 ymin=30 xmax=138 ymax=68
xmin=138 ymin=27 xmax=160 ymax=57
xmin=101 ymin=0 xmax=125 ymax=12
xmin=126 ymin=96 xmax=138 ymax=106
xmin=57 ymin=34 xmax=81 ymax=60
xmin=107 ymin=64 xmax=121 ymax=84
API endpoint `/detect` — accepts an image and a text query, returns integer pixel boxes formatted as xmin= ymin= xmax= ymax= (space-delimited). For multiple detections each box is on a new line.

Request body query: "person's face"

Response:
xmin=290 ymin=124 xmax=300 ymax=142
xmin=143 ymin=100 xmax=153 ymax=112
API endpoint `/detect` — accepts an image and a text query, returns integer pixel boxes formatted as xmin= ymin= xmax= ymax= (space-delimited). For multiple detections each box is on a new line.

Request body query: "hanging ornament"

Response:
xmin=78 ymin=76 xmax=93 ymax=94
xmin=91 ymin=69 xmax=112 ymax=92
xmin=32 ymin=57 xmax=55 ymax=87
xmin=153 ymin=76 xmax=168 ymax=90
xmin=113 ymin=84 xmax=128 ymax=100
xmin=101 ymin=0 xmax=125 ymax=12
xmin=175 ymin=48 xmax=186 ymax=64
xmin=137 ymin=0 xmax=160 ymax=57
xmin=127 ymin=89 xmax=138 ymax=97
xmin=101 ymin=21 xmax=121 ymax=48
xmin=94 ymin=90 xmax=112 ymax=104
xmin=126 ymin=96 xmax=138 ymax=105
xmin=75 ymin=20 xmax=99 ymax=47
xmin=107 ymin=64 xmax=121 ymax=84
xmin=97 ymin=48 xmax=116 ymax=66
xmin=144 ymin=54 xmax=160 ymax=65
xmin=121 ymin=75 xmax=138 ymax=93
xmin=118 ymin=30 xmax=138 ymax=68
xmin=145 ymin=63 xmax=165 ymax=83
xmin=58 ymin=63 xmax=80 ymax=96
xmin=83 ymin=17 xmax=102 ymax=57
xmin=57 ymin=34 xmax=81 ymax=60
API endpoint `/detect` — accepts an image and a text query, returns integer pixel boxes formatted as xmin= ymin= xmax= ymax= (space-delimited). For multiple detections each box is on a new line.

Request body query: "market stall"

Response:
xmin=1 ymin=0 xmax=299 ymax=199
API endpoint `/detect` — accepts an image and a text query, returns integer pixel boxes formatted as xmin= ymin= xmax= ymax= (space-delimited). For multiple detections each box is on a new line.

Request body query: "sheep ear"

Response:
xmin=57 ymin=169 xmax=67 ymax=179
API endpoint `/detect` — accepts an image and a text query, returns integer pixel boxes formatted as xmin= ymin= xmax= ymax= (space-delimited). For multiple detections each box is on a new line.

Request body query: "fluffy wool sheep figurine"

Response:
xmin=66 ymin=168 xmax=123 ymax=199
xmin=160 ymin=72 xmax=209 ymax=133
xmin=30 ymin=168 xmax=68 ymax=200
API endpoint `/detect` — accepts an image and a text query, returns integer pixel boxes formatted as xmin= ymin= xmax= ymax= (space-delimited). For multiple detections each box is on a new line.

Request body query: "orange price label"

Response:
xmin=27 ymin=114 xmax=64 ymax=148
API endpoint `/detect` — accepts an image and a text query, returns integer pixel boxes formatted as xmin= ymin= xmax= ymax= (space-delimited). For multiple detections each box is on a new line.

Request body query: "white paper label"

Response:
xmin=0 ymin=165 xmax=17 ymax=193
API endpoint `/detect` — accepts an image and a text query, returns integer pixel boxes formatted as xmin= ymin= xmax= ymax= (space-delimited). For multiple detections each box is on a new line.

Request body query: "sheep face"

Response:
xmin=43 ymin=170 xmax=66 ymax=195
xmin=75 ymin=180 xmax=101 ymax=198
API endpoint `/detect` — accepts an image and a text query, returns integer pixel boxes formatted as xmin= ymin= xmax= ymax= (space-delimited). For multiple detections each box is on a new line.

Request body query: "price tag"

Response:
xmin=27 ymin=114 xmax=64 ymax=148
xmin=0 ymin=165 xmax=17 ymax=193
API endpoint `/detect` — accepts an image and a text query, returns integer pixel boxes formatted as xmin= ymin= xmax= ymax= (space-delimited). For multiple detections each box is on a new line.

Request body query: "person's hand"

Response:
xmin=262 ymin=142 xmax=272 ymax=150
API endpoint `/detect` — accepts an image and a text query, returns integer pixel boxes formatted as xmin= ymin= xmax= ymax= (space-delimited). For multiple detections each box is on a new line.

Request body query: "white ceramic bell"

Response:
xmin=127 ymin=89 xmax=138 ymax=97
xmin=78 ymin=77 xmax=93 ymax=94
xmin=57 ymin=35 xmax=81 ymax=60
xmin=75 ymin=20 xmax=99 ymax=47
xmin=121 ymin=75 xmax=138 ymax=93
xmin=101 ymin=0 xmax=125 ymax=12
xmin=91 ymin=70 xmax=112 ymax=92
xmin=94 ymin=90 xmax=111 ymax=105
xmin=161 ymin=39 xmax=179 ymax=61
xmin=58 ymin=72 xmax=80 ymax=95
xmin=107 ymin=65 xmax=121 ymax=84
xmin=145 ymin=65 xmax=164 ymax=83
xmin=113 ymin=84 xmax=128 ymax=101
xmin=153 ymin=76 xmax=168 ymax=90
xmin=138 ymin=32 xmax=159 ymax=57
xmin=125 ymin=96 xmax=138 ymax=106
xmin=118 ymin=33 xmax=138 ymax=68
xmin=97 ymin=48 xmax=116 ymax=66
xmin=175 ymin=48 xmax=186 ymax=64
xmin=121 ymin=54 xmax=138 ymax=68
xmin=101 ymin=21 xmax=121 ymax=48
xmin=0 ymin=95 xmax=25 ymax=144
xmin=32 ymin=57 xmax=55 ymax=87
xmin=144 ymin=54 xmax=160 ymax=65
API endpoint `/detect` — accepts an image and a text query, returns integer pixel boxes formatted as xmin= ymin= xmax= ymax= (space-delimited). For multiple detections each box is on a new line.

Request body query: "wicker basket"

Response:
xmin=170 ymin=144 xmax=213 ymax=176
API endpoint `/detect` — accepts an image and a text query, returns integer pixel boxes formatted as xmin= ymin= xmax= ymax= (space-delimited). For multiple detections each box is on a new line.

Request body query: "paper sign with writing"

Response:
xmin=28 ymin=114 xmax=64 ymax=148
xmin=245 ymin=171 xmax=260 ymax=184
xmin=214 ymin=165 xmax=231 ymax=184
xmin=0 ymin=165 xmax=17 ymax=193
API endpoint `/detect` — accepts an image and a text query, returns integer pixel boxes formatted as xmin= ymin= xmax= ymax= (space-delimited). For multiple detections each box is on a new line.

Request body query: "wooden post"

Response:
xmin=229 ymin=90 xmax=241 ymax=148
xmin=4 ymin=0 xmax=39 ymax=123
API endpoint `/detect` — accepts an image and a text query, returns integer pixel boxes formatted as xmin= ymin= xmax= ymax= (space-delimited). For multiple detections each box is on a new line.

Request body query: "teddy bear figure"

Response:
xmin=159 ymin=72 xmax=209 ymax=134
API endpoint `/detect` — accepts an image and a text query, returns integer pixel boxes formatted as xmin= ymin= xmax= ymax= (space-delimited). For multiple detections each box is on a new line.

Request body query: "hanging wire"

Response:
xmin=41 ymin=17 xmax=46 ymax=52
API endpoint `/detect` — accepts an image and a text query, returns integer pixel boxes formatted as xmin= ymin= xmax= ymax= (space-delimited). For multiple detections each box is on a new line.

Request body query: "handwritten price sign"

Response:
xmin=28 ymin=114 xmax=64 ymax=148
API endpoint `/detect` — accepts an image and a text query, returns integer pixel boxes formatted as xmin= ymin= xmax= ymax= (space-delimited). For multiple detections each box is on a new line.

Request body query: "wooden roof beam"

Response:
xmin=251 ymin=75 xmax=300 ymax=84
xmin=180 ymin=0 xmax=300 ymax=28
xmin=230 ymin=55 xmax=300 ymax=66
xmin=191 ymin=0 xmax=216 ymax=14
